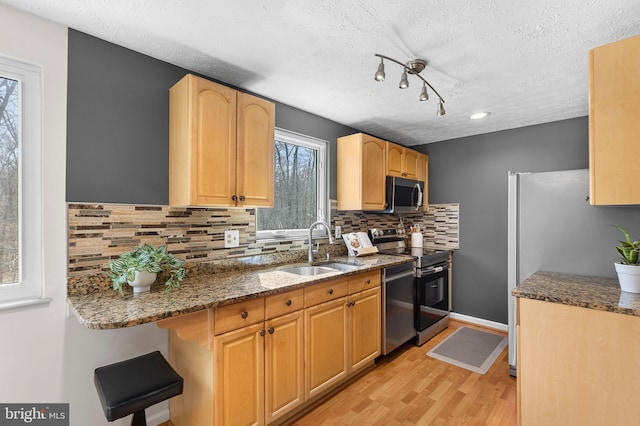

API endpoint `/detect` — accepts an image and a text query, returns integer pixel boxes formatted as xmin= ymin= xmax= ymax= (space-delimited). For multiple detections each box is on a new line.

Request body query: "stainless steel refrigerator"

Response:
xmin=507 ymin=169 xmax=640 ymax=376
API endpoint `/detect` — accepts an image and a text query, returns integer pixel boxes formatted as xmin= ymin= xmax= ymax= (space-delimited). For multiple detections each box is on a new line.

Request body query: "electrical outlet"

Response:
xmin=335 ymin=225 xmax=342 ymax=239
xmin=224 ymin=230 xmax=239 ymax=248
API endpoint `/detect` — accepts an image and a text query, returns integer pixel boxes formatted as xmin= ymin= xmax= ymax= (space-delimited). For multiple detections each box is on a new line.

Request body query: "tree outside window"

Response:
xmin=256 ymin=129 xmax=327 ymax=239
xmin=0 ymin=76 xmax=18 ymax=285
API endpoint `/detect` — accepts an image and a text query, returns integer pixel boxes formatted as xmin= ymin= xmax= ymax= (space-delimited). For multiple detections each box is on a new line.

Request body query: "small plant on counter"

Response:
xmin=108 ymin=244 xmax=186 ymax=295
xmin=613 ymin=225 xmax=640 ymax=265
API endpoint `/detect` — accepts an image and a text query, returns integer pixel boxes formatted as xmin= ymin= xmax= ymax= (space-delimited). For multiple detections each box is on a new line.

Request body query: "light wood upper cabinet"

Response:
xmin=386 ymin=141 xmax=419 ymax=180
xmin=588 ymin=34 xmax=640 ymax=205
xmin=337 ymin=133 xmax=387 ymax=211
xmin=386 ymin=141 xmax=404 ymax=177
xmin=169 ymin=74 xmax=274 ymax=207
xmin=403 ymin=149 xmax=420 ymax=180
xmin=237 ymin=92 xmax=275 ymax=207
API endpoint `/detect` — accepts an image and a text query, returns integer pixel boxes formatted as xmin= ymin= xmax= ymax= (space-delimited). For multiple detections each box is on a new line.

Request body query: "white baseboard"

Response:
xmin=147 ymin=408 xmax=170 ymax=426
xmin=450 ymin=312 xmax=508 ymax=332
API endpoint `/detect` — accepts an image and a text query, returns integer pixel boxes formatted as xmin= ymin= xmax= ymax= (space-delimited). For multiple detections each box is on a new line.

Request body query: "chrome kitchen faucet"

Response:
xmin=308 ymin=220 xmax=334 ymax=264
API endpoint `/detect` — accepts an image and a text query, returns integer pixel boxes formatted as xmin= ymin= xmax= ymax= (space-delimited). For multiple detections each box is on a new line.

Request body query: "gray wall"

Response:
xmin=420 ymin=117 xmax=589 ymax=323
xmin=67 ymin=30 xmax=595 ymax=325
xmin=67 ymin=30 xmax=356 ymax=203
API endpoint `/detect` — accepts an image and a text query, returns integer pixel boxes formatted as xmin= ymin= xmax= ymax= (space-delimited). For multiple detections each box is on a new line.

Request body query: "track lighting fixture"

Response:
xmin=374 ymin=53 xmax=445 ymax=116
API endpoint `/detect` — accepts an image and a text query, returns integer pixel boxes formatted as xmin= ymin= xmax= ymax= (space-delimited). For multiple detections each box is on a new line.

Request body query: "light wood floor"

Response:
xmin=161 ymin=320 xmax=516 ymax=426
xmin=290 ymin=320 xmax=516 ymax=426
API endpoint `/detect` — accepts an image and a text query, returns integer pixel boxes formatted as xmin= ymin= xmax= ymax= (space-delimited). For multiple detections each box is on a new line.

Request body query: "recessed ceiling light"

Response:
xmin=470 ymin=112 xmax=490 ymax=120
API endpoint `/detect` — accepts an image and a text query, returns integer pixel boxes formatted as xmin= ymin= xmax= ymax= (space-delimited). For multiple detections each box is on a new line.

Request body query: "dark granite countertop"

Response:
xmin=67 ymin=254 xmax=414 ymax=329
xmin=512 ymin=271 xmax=640 ymax=317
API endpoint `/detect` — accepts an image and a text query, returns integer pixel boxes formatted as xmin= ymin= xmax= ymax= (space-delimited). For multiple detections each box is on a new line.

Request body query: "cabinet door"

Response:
xmin=403 ymin=149 xmax=420 ymax=180
xmin=265 ymin=310 xmax=304 ymax=423
xmin=589 ymin=35 xmax=640 ymax=205
xmin=213 ymin=322 xmax=265 ymax=426
xmin=361 ymin=136 xmax=387 ymax=210
xmin=237 ymin=92 xmax=275 ymax=207
xmin=190 ymin=75 xmax=238 ymax=206
xmin=304 ymin=297 xmax=349 ymax=399
xmin=349 ymin=287 xmax=381 ymax=372
xmin=386 ymin=142 xmax=404 ymax=177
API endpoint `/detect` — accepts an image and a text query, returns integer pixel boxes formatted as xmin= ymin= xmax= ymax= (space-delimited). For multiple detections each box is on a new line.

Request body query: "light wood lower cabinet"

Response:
xmin=158 ymin=271 xmax=381 ymax=426
xmin=349 ymin=286 xmax=381 ymax=371
xmin=265 ymin=311 xmax=304 ymax=424
xmin=214 ymin=322 xmax=265 ymax=426
xmin=213 ymin=303 xmax=304 ymax=426
xmin=517 ymin=297 xmax=640 ymax=425
xmin=304 ymin=296 xmax=349 ymax=399
xmin=305 ymin=274 xmax=381 ymax=399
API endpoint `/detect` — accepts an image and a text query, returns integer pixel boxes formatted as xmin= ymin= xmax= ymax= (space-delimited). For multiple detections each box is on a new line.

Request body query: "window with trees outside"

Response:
xmin=0 ymin=55 xmax=45 ymax=308
xmin=256 ymin=129 xmax=328 ymax=240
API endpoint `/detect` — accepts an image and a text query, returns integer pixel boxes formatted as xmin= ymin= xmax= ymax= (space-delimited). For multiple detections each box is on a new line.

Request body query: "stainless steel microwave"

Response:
xmin=370 ymin=176 xmax=424 ymax=213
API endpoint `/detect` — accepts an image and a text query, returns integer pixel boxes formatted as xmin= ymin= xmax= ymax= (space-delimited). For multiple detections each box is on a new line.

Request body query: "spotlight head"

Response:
xmin=399 ymin=70 xmax=409 ymax=89
xmin=374 ymin=59 xmax=385 ymax=82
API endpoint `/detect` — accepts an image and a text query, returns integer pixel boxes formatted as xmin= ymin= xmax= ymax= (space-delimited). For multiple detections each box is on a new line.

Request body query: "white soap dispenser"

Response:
xmin=411 ymin=224 xmax=423 ymax=248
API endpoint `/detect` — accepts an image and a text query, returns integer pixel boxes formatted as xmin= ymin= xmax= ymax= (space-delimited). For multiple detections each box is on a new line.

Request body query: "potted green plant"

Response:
xmin=612 ymin=225 xmax=640 ymax=293
xmin=108 ymin=244 xmax=186 ymax=295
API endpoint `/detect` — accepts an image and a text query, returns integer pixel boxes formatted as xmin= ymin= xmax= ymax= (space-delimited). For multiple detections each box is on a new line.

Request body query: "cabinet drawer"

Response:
xmin=214 ymin=297 xmax=265 ymax=335
xmin=304 ymin=277 xmax=349 ymax=307
xmin=265 ymin=288 xmax=304 ymax=319
xmin=348 ymin=271 xmax=381 ymax=294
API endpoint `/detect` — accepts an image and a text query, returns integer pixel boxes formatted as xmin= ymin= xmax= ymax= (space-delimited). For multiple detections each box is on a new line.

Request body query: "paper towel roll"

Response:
xmin=411 ymin=232 xmax=423 ymax=247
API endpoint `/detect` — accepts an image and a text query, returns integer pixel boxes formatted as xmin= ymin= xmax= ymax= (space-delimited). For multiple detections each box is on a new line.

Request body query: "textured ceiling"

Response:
xmin=3 ymin=0 xmax=640 ymax=145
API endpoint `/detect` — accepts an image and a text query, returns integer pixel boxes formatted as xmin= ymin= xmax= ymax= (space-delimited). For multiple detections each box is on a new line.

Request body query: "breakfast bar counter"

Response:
xmin=512 ymin=270 xmax=640 ymax=317
xmin=67 ymin=253 xmax=413 ymax=330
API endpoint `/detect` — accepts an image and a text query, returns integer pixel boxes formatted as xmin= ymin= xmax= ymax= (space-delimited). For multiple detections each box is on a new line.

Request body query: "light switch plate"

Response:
xmin=224 ymin=230 xmax=239 ymax=248
xmin=335 ymin=225 xmax=342 ymax=239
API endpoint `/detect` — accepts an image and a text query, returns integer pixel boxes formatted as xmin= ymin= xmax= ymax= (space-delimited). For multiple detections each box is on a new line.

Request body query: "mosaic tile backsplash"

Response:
xmin=67 ymin=201 xmax=459 ymax=278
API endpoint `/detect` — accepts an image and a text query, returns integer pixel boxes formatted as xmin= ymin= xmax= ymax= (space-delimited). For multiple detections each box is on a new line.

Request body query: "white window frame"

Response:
xmin=0 ymin=55 xmax=47 ymax=309
xmin=256 ymin=128 xmax=329 ymax=241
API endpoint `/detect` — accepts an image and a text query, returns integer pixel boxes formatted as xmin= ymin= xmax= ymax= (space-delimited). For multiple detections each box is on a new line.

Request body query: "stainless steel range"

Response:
xmin=370 ymin=228 xmax=451 ymax=352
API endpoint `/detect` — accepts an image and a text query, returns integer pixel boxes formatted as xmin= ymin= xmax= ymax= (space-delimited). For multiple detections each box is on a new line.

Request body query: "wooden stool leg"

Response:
xmin=131 ymin=410 xmax=146 ymax=426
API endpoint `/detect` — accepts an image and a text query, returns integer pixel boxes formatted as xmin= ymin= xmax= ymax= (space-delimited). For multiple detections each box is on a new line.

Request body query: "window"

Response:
xmin=0 ymin=55 xmax=45 ymax=308
xmin=256 ymin=128 xmax=328 ymax=240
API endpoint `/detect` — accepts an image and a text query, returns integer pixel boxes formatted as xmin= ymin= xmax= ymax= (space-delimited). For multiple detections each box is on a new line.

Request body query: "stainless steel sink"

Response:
xmin=318 ymin=262 xmax=360 ymax=272
xmin=281 ymin=266 xmax=339 ymax=276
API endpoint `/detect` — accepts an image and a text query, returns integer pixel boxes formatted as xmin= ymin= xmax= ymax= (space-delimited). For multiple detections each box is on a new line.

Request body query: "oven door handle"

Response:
xmin=384 ymin=269 xmax=415 ymax=283
xmin=416 ymin=268 xmax=448 ymax=278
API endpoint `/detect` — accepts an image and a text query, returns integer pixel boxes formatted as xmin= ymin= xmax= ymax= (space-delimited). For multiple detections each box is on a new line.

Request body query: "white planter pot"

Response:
xmin=614 ymin=262 xmax=640 ymax=293
xmin=128 ymin=270 xmax=157 ymax=294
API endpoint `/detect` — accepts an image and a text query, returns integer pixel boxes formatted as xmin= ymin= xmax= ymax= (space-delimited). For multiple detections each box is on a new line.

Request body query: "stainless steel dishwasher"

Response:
xmin=381 ymin=261 xmax=416 ymax=355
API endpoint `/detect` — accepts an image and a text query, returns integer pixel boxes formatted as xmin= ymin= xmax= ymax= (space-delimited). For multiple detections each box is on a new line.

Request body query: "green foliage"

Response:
xmin=613 ymin=225 xmax=640 ymax=265
xmin=108 ymin=244 xmax=186 ymax=296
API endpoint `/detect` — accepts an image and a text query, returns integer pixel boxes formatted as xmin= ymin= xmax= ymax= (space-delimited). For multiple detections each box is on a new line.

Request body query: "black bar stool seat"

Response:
xmin=94 ymin=351 xmax=183 ymax=426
